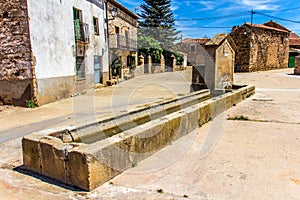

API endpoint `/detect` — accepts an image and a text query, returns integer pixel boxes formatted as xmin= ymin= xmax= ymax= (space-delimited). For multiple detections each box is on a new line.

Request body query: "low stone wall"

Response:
xmin=151 ymin=64 xmax=165 ymax=73
xmin=294 ymin=56 xmax=300 ymax=75
xmin=133 ymin=65 xmax=144 ymax=77
xmin=22 ymin=85 xmax=255 ymax=191
xmin=0 ymin=79 xmax=32 ymax=106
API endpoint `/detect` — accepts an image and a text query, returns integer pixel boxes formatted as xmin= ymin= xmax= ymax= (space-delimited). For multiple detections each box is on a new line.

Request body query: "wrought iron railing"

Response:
xmin=74 ymin=19 xmax=90 ymax=44
xmin=109 ymin=34 xmax=137 ymax=51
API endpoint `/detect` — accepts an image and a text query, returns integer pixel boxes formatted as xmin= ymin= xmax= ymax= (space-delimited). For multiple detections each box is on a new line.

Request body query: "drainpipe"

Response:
xmin=25 ymin=0 xmax=38 ymax=105
xmin=105 ymin=0 xmax=112 ymax=81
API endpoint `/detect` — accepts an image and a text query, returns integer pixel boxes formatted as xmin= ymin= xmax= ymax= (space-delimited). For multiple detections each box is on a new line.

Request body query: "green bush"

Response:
xmin=26 ymin=98 xmax=38 ymax=108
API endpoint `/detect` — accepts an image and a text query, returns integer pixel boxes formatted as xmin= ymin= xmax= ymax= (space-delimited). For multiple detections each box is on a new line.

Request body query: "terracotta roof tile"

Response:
xmin=246 ymin=23 xmax=290 ymax=33
xmin=205 ymin=33 xmax=227 ymax=46
xmin=290 ymin=32 xmax=300 ymax=39
xmin=290 ymin=38 xmax=300 ymax=46
xmin=182 ymin=38 xmax=210 ymax=44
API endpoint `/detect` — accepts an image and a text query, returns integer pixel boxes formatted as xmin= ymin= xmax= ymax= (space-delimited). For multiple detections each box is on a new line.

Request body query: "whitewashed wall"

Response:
xmin=27 ymin=0 xmax=109 ymax=80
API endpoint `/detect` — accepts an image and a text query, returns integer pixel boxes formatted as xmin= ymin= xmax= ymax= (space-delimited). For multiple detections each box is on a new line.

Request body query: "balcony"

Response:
xmin=109 ymin=34 xmax=137 ymax=51
xmin=74 ymin=20 xmax=90 ymax=44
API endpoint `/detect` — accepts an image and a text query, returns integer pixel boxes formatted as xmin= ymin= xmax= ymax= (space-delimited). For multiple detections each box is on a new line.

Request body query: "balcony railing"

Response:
xmin=74 ymin=19 xmax=90 ymax=44
xmin=109 ymin=34 xmax=137 ymax=51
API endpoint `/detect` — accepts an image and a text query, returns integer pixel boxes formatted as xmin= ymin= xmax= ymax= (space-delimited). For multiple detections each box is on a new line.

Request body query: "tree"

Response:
xmin=138 ymin=0 xmax=180 ymax=50
xmin=138 ymin=36 xmax=163 ymax=63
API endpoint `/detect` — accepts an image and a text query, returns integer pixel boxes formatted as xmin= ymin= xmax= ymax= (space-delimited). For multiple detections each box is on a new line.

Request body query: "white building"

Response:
xmin=0 ymin=0 xmax=109 ymax=106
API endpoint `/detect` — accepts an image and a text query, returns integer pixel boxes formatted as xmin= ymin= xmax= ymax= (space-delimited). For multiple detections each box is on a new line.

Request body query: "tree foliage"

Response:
xmin=138 ymin=36 xmax=163 ymax=63
xmin=138 ymin=0 xmax=180 ymax=50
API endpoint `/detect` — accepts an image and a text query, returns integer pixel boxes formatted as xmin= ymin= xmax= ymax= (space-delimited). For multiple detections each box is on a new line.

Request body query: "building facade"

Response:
xmin=181 ymin=38 xmax=210 ymax=66
xmin=0 ymin=0 xmax=109 ymax=106
xmin=107 ymin=0 xmax=138 ymax=81
xmin=230 ymin=21 xmax=290 ymax=72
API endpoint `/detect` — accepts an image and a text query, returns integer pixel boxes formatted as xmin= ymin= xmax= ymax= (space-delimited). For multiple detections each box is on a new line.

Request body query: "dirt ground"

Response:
xmin=0 ymin=68 xmax=299 ymax=199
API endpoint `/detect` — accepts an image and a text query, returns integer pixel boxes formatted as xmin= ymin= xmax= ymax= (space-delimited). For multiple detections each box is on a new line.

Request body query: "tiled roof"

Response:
xmin=290 ymin=32 xmax=300 ymax=39
xmin=205 ymin=33 xmax=227 ymax=46
xmin=263 ymin=21 xmax=291 ymax=32
xmin=290 ymin=38 xmax=300 ymax=46
xmin=108 ymin=0 xmax=139 ymax=19
xmin=246 ymin=23 xmax=290 ymax=33
xmin=182 ymin=38 xmax=210 ymax=44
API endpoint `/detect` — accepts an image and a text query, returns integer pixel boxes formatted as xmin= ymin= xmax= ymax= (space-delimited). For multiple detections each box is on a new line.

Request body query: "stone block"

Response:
xmin=40 ymin=137 xmax=68 ymax=183
xmin=67 ymin=148 xmax=90 ymax=190
xmin=199 ymin=102 xmax=211 ymax=126
xmin=22 ymin=85 xmax=255 ymax=191
xmin=22 ymin=135 xmax=41 ymax=174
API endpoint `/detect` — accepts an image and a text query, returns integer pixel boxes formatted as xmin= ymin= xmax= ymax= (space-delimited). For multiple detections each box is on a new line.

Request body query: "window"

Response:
xmin=280 ymin=36 xmax=284 ymax=45
xmin=115 ymin=26 xmax=120 ymax=34
xmin=76 ymin=57 xmax=85 ymax=79
xmin=93 ymin=17 xmax=99 ymax=35
xmin=73 ymin=7 xmax=89 ymax=43
xmin=191 ymin=45 xmax=196 ymax=52
xmin=73 ymin=8 xmax=82 ymax=21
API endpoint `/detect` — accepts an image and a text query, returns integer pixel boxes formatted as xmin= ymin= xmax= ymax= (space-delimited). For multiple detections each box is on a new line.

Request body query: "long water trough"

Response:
xmin=22 ymin=85 xmax=255 ymax=191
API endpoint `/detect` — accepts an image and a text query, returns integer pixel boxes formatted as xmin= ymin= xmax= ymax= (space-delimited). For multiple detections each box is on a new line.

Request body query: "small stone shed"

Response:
xmin=204 ymin=33 xmax=237 ymax=90
xmin=230 ymin=21 xmax=290 ymax=72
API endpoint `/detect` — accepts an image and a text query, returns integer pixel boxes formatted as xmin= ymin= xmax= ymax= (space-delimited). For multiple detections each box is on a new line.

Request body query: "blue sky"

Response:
xmin=117 ymin=0 xmax=300 ymax=39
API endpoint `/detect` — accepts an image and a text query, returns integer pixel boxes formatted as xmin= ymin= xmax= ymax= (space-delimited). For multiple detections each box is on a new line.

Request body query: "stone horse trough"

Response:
xmin=22 ymin=86 xmax=255 ymax=191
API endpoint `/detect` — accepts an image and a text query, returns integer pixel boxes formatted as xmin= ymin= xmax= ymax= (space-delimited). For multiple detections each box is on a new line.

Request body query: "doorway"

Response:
xmin=94 ymin=56 xmax=102 ymax=84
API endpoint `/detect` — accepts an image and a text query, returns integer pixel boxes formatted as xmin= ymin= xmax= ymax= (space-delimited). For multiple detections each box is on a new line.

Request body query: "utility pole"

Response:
xmin=250 ymin=9 xmax=254 ymax=35
xmin=251 ymin=9 xmax=254 ymax=26
xmin=250 ymin=9 xmax=255 ymax=48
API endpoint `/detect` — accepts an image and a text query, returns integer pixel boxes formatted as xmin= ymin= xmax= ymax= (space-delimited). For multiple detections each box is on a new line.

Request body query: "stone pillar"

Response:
xmin=148 ymin=55 xmax=152 ymax=74
xmin=160 ymin=54 xmax=165 ymax=72
xmin=171 ymin=55 xmax=176 ymax=72
xmin=139 ymin=55 xmax=144 ymax=66
xmin=294 ymin=56 xmax=300 ymax=75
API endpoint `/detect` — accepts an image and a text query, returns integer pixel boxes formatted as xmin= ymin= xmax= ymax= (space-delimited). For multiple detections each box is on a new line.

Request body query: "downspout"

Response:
xmin=25 ymin=0 xmax=38 ymax=105
xmin=105 ymin=0 xmax=112 ymax=81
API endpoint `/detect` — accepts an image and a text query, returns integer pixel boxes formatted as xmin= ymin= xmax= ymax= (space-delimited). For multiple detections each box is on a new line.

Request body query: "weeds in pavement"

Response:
xmin=157 ymin=189 xmax=164 ymax=194
xmin=26 ymin=98 xmax=38 ymax=108
xmin=227 ymin=116 xmax=249 ymax=121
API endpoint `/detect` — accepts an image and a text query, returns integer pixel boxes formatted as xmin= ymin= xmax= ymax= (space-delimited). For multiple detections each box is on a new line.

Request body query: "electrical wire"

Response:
xmin=176 ymin=26 xmax=233 ymax=29
xmin=255 ymin=11 xmax=300 ymax=24
xmin=176 ymin=11 xmax=250 ymax=21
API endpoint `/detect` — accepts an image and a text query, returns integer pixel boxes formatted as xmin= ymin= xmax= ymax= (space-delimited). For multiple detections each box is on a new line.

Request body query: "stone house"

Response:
xmin=107 ymin=0 xmax=138 ymax=81
xmin=182 ymin=35 xmax=236 ymax=92
xmin=290 ymin=33 xmax=300 ymax=50
xmin=181 ymin=38 xmax=210 ymax=66
xmin=289 ymin=33 xmax=300 ymax=68
xmin=289 ymin=33 xmax=300 ymax=74
xmin=230 ymin=21 xmax=290 ymax=72
xmin=0 ymin=0 xmax=109 ymax=106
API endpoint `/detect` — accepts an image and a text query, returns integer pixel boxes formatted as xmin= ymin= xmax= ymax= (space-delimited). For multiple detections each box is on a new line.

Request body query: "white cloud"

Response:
xmin=119 ymin=0 xmax=141 ymax=8
xmin=198 ymin=1 xmax=216 ymax=11
xmin=239 ymin=0 xmax=280 ymax=10
xmin=171 ymin=4 xmax=180 ymax=11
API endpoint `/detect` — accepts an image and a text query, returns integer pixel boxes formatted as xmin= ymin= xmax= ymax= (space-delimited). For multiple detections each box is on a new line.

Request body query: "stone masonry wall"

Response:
xmin=250 ymin=28 xmax=289 ymax=71
xmin=230 ymin=26 xmax=251 ymax=72
xmin=294 ymin=56 xmax=300 ymax=75
xmin=0 ymin=0 xmax=32 ymax=81
xmin=0 ymin=0 xmax=33 ymax=105
xmin=231 ymin=24 xmax=289 ymax=72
